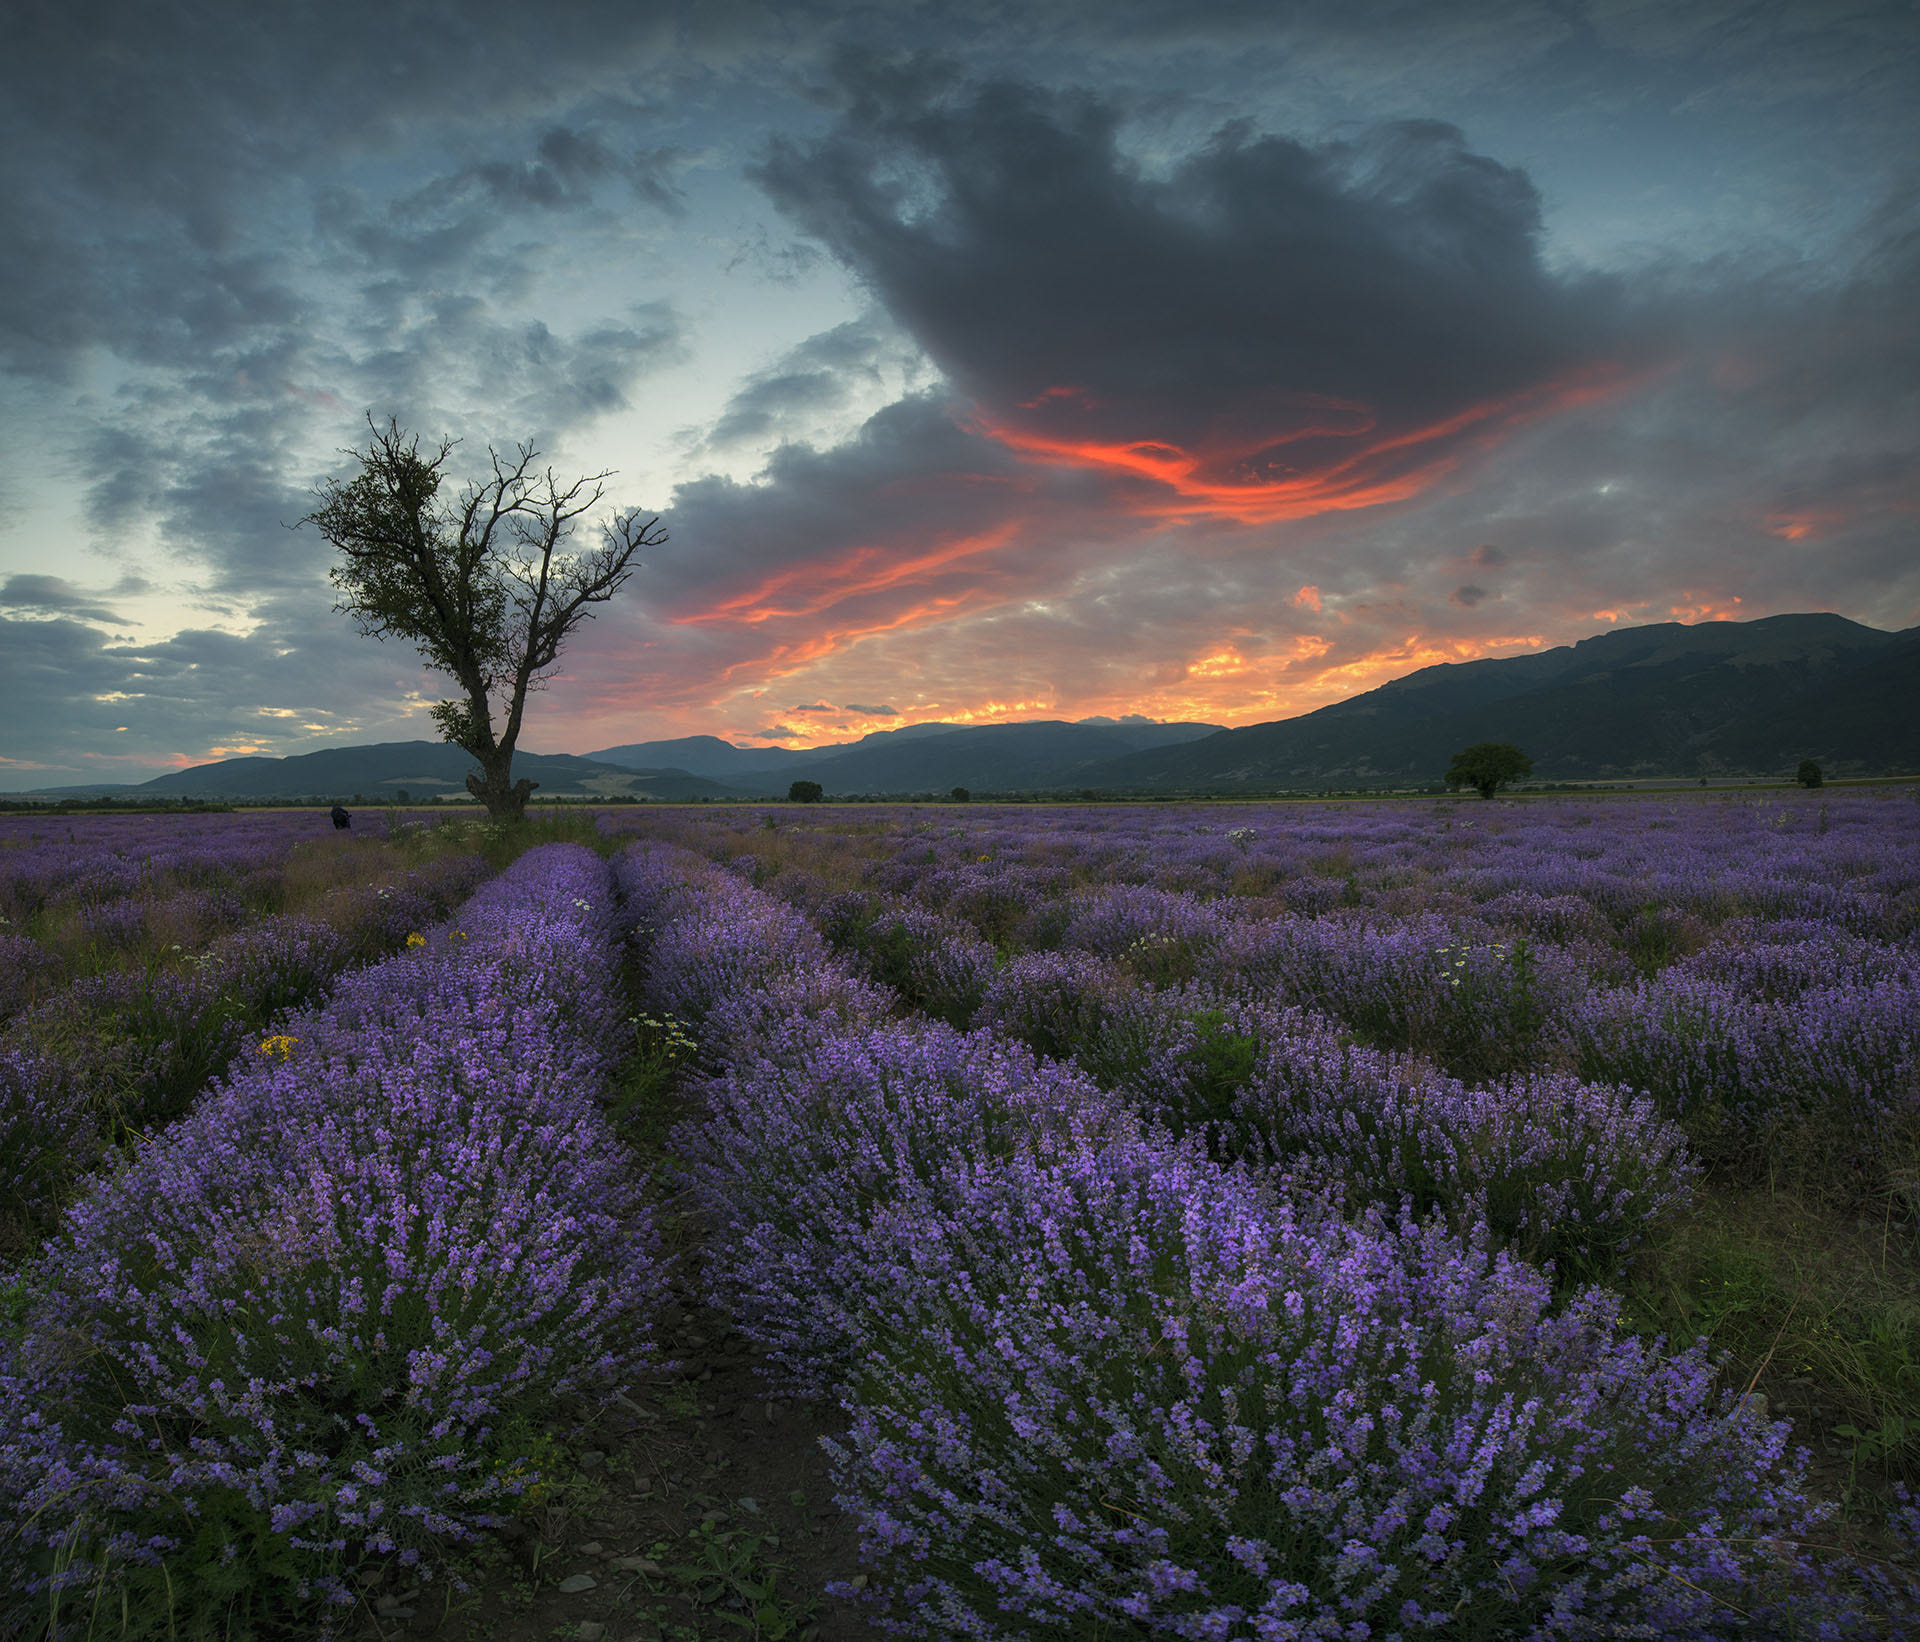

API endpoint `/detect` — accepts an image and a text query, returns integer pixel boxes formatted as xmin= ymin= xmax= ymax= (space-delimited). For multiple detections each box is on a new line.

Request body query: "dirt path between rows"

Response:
xmin=351 ymin=1279 xmax=887 ymax=1642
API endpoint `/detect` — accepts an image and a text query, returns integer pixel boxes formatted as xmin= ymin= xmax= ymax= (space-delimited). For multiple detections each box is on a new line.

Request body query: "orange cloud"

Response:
xmin=674 ymin=522 xmax=1023 ymax=628
xmin=968 ymin=365 xmax=1631 ymax=524
xmin=1667 ymin=596 xmax=1743 ymax=622
xmin=1308 ymin=632 xmax=1548 ymax=699
xmin=706 ymin=586 xmax=1002 ymax=689
xmin=1764 ymin=508 xmax=1849 ymax=542
xmin=1187 ymin=648 xmax=1252 ymax=679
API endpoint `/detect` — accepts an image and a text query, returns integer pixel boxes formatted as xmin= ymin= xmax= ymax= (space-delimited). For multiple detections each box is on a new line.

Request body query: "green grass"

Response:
xmin=1621 ymin=1178 xmax=1920 ymax=1490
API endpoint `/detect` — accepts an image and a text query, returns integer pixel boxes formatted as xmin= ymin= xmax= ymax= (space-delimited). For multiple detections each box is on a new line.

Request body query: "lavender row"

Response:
xmin=754 ymin=842 xmax=1918 ymax=1187
xmin=0 ymin=810 xmax=460 ymax=1027
xmin=0 ymin=850 xmax=490 ymax=1253
xmin=0 ymin=810 xmax=337 ymax=922
xmin=0 ymin=843 xmax=668 ymax=1632
xmin=618 ymin=841 xmax=1888 ymax=1638
xmin=611 ymin=790 xmax=1920 ymax=942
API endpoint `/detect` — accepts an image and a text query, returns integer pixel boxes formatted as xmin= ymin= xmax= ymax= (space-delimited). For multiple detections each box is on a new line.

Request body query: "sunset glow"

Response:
xmin=2 ymin=3 xmax=1910 ymax=789
xmin=675 ymin=523 xmax=1025 ymax=628
xmin=969 ymin=366 xmax=1632 ymax=524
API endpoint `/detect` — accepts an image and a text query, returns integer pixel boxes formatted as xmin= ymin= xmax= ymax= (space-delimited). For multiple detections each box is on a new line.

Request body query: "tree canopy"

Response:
xmin=1445 ymin=741 xmax=1533 ymax=799
xmin=788 ymin=779 xmax=825 ymax=804
xmin=1796 ymin=759 xmax=1823 ymax=788
xmin=302 ymin=417 xmax=665 ymax=819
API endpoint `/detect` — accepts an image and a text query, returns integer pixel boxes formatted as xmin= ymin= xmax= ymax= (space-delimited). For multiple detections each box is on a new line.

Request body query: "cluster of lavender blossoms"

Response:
xmin=617 ymin=834 xmax=1860 ymax=1639
xmin=620 ymin=792 xmax=1920 ymax=1191
xmin=0 ymin=843 xmax=490 ymax=1249
xmin=831 ymin=1160 xmax=1822 ymax=1641
xmin=0 ymin=844 xmax=667 ymax=1628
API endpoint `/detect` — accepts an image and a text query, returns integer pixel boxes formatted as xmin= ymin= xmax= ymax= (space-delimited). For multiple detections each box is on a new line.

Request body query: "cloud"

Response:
xmin=0 ymin=2 xmax=689 ymax=378
xmin=755 ymin=60 xmax=1636 ymax=524
xmin=8 ymin=9 xmax=1917 ymax=776
xmin=0 ymin=609 xmax=432 ymax=787
xmin=0 ymin=575 xmax=128 ymax=626
xmin=701 ymin=316 xmax=928 ymax=451
xmin=467 ymin=127 xmax=692 ymax=216
xmin=556 ymin=58 xmax=1913 ymax=741
xmin=790 ymin=702 xmax=839 ymax=713
xmin=346 ymin=298 xmax=688 ymax=446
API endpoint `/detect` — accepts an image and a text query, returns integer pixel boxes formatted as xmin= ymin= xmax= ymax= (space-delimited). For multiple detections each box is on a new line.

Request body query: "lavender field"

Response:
xmin=3 ymin=793 xmax=1919 ymax=1638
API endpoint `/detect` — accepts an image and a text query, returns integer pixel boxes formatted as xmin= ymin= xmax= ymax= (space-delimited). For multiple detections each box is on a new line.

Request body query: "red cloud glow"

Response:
xmin=968 ymin=366 xmax=1633 ymax=523
xmin=676 ymin=522 xmax=1024 ymax=628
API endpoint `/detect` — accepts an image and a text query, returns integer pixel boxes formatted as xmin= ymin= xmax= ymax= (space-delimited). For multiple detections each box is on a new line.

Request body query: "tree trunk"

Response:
xmin=466 ymin=750 xmax=538 ymax=820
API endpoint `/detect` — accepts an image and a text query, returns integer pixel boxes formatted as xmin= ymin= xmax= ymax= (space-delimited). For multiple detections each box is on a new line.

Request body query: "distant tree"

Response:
xmin=302 ymin=416 xmax=666 ymax=821
xmin=788 ymin=779 xmax=824 ymax=803
xmin=950 ymin=786 xmax=971 ymax=802
xmin=1796 ymin=758 xmax=1823 ymax=789
xmin=395 ymin=788 xmax=410 ymax=805
xmin=1445 ymin=742 xmax=1533 ymax=799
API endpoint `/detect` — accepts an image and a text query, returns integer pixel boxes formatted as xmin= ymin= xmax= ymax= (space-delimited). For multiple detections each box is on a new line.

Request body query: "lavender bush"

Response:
xmin=0 ymin=1050 xmax=98 ymax=1254
xmin=0 ymin=844 xmax=667 ymax=1634
xmin=3 ymin=853 xmax=489 ymax=1145
xmin=979 ymin=955 xmax=1693 ymax=1279
xmin=850 ymin=906 xmax=1001 ymax=1028
xmin=673 ymin=1021 xmax=1137 ymax=1397
xmin=1571 ymin=964 xmax=1920 ymax=1184
xmin=628 ymin=853 xmax=835 ymax=1032
xmin=826 ymin=1147 xmax=1829 ymax=1641
xmin=598 ymin=794 xmax=1917 ymax=1626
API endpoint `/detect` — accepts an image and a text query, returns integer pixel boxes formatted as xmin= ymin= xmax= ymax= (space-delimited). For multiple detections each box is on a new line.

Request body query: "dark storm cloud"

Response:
xmin=842 ymin=702 xmax=897 ymax=714
xmin=653 ymin=391 xmax=1045 ymax=615
xmin=754 ymin=59 xmax=1634 ymax=520
xmin=706 ymin=370 xmax=852 ymax=451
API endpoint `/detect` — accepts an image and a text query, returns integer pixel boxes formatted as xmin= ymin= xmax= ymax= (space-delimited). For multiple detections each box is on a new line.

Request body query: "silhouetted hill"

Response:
xmin=1087 ymin=614 xmax=1919 ymax=790
xmin=589 ymin=719 xmax=1223 ymax=792
xmin=588 ymin=724 xmax=969 ymax=781
xmin=692 ymin=721 xmax=1228 ymax=796
xmin=105 ymin=741 xmax=737 ymax=801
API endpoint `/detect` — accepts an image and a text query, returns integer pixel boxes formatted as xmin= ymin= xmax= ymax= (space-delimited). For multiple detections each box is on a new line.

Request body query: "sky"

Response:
xmin=2 ymin=0 xmax=1916 ymax=789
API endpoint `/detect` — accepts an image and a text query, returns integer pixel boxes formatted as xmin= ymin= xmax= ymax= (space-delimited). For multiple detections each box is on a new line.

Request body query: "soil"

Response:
xmin=347 ymin=1283 xmax=889 ymax=1642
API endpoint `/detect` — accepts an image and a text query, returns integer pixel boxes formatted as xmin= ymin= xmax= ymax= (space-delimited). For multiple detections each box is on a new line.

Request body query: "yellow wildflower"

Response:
xmin=406 ymin=932 xmax=428 ymax=949
xmin=259 ymin=1035 xmax=299 ymax=1061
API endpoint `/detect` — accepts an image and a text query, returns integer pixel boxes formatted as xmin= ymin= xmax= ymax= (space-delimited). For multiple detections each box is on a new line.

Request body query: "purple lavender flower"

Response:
xmin=0 ymin=1049 xmax=100 ymax=1251
xmin=826 ymin=1149 xmax=1825 ymax=1640
xmin=0 ymin=844 xmax=669 ymax=1628
xmin=674 ymin=1019 xmax=1138 ymax=1397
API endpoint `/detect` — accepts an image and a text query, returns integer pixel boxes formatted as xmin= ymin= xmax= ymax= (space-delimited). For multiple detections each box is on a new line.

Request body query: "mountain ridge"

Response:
xmin=11 ymin=615 xmax=1912 ymax=800
xmin=1083 ymin=614 xmax=1918 ymax=790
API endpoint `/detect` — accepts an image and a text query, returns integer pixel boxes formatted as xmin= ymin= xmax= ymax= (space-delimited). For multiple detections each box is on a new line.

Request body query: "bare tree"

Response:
xmin=302 ymin=416 xmax=666 ymax=820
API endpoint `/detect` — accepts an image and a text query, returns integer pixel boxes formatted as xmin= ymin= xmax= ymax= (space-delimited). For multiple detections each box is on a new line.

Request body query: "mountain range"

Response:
xmin=21 ymin=614 xmax=1916 ymax=801
xmin=1085 ymin=612 xmax=1920 ymax=791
